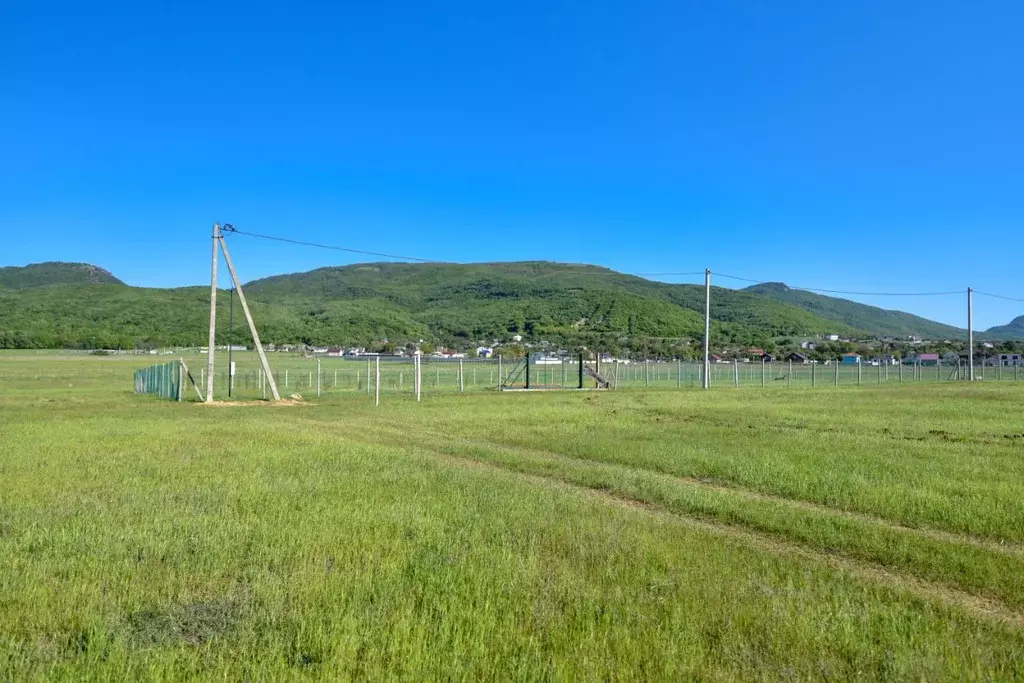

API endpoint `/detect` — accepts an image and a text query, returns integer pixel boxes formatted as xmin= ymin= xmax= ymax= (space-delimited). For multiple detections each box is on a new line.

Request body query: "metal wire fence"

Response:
xmin=134 ymin=361 xmax=182 ymax=401
xmin=185 ymin=353 xmax=1024 ymax=402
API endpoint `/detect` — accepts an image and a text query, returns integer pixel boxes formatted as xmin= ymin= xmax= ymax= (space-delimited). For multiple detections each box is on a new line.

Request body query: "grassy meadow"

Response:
xmin=1 ymin=351 xmax=1024 ymax=680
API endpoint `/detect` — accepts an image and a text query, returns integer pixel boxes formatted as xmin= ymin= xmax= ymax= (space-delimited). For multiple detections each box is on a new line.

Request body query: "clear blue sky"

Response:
xmin=3 ymin=1 xmax=1022 ymax=329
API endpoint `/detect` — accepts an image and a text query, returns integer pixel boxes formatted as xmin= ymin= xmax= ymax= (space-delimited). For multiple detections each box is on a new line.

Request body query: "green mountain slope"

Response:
xmin=983 ymin=315 xmax=1024 ymax=340
xmin=0 ymin=262 xmax=123 ymax=288
xmin=743 ymin=282 xmax=966 ymax=339
xmin=0 ymin=260 xmax=988 ymax=350
xmin=245 ymin=262 xmax=861 ymax=342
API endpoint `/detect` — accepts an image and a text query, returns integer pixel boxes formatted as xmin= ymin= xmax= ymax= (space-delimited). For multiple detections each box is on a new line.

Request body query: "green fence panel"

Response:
xmin=134 ymin=361 xmax=182 ymax=401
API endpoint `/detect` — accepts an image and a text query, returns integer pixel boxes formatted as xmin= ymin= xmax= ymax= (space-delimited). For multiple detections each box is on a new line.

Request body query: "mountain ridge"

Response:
xmin=0 ymin=261 xmax=1020 ymax=347
xmin=742 ymin=282 xmax=967 ymax=339
xmin=0 ymin=261 xmax=123 ymax=289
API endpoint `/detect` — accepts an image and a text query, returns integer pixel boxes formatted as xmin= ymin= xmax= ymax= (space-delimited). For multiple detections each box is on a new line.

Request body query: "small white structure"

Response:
xmin=476 ymin=346 xmax=494 ymax=358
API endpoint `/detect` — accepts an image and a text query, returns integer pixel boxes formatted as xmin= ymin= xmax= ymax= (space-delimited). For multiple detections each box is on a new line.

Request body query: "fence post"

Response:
xmin=678 ymin=359 xmax=682 ymax=389
xmin=366 ymin=359 xmax=371 ymax=395
xmin=459 ymin=359 xmax=464 ymax=393
xmin=761 ymin=357 xmax=766 ymax=387
xmin=645 ymin=360 xmax=649 ymax=388
xmin=788 ymin=360 xmax=792 ymax=388
xmin=498 ymin=355 xmax=502 ymax=390
xmin=899 ymin=361 xmax=903 ymax=383
xmin=317 ymin=359 xmax=321 ymax=398
xmin=811 ymin=361 xmax=815 ymax=387
xmin=375 ymin=356 xmax=380 ymax=407
xmin=178 ymin=361 xmax=183 ymax=402
xmin=834 ymin=362 xmax=839 ymax=386
xmin=733 ymin=359 xmax=739 ymax=387
xmin=858 ymin=360 xmax=862 ymax=385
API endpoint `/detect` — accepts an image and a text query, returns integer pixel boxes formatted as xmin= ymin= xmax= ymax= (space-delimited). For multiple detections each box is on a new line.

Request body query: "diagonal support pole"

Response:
xmin=217 ymin=235 xmax=281 ymax=400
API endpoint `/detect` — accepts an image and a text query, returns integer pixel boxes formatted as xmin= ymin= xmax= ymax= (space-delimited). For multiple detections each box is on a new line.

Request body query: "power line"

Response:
xmin=225 ymin=226 xmax=708 ymax=278
xmin=974 ymin=290 xmax=1024 ymax=304
xmin=221 ymin=226 xmax=992 ymax=298
xmin=713 ymin=271 xmax=964 ymax=297
xmin=224 ymin=227 xmax=435 ymax=263
xmin=632 ymin=271 xmax=706 ymax=278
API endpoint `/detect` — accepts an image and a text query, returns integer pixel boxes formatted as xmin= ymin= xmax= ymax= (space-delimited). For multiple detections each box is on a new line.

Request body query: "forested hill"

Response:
xmin=984 ymin=315 xmax=1024 ymax=341
xmin=243 ymin=261 xmax=861 ymax=346
xmin=0 ymin=262 xmax=123 ymax=288
xmin=0 ymin=261 xmax=1017 ymax=350
xmin=743 ymin=282 xmax=965 ymax=339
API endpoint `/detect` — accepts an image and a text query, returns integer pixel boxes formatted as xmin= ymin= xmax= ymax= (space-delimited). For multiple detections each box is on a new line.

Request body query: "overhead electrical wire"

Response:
xmin=224 ymin=227 xmax=1019 ymax=301
xmin=713 ymin=272 xmax=965 ymax=297
xmin=223 ymin=227 xmax=435 ymax=263
xmin=974 ymin=290 xmax=1024 ymax=304
xmin=223 ymin=228 xmax=708 ymax=278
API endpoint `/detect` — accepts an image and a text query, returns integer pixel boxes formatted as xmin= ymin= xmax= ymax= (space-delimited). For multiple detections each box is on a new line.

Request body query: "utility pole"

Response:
xmin=967 ymin=287 xmax=974 ymax=381
xmin=216 ymin=228 xmax=280 ymax=400
xmin=228 ymin=287 xmax=234 ymax=398
xmin=703 ymin=269 xmax=711 ymax=390
xmin=205 ymin=223 xmax=219 ymax=403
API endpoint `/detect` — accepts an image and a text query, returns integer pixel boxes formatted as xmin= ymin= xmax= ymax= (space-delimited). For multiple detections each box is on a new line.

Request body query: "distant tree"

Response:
xmin=498 ymin=344 xmax=525 ymax=358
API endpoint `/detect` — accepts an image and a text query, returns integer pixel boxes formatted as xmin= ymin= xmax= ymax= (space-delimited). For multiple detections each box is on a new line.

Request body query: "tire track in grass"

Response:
xmin=328 ymin=422 xmax=1024 ymax=622
xmin=380 ymin=434 xmax=1024 ymax=631
xmin=407 ymin=438 xmax=1024 ymax=630
xmin=492 ymin=438 xmax=1024 ymax=558
xmin=377 ymin=424 xmax=1024 ymax=559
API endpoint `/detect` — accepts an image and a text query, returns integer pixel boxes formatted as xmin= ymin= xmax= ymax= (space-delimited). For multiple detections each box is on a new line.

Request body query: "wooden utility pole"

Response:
xmin=216 ymin=233 xmax=280 ymax=400
xmin=702 ymin=269 xmax=711 ymax=389
xmin=205 ymin=223 xmax=219 ymax=402
xmin=967 ymin=287 xmax=974 ymax=381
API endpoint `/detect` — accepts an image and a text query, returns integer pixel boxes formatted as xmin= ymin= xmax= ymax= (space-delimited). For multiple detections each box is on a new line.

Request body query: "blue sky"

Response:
xmin=3 ymin=1 xmax=1022 ymax=328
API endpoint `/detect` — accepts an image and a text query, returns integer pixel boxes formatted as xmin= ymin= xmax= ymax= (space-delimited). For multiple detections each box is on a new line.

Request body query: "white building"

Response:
xmin=989 ymin=353 xmax=1023 ymax=367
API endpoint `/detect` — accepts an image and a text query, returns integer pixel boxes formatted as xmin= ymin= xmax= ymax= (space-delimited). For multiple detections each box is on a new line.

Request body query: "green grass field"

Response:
xmin=2 ymin=352 xmax=1024 ymax=680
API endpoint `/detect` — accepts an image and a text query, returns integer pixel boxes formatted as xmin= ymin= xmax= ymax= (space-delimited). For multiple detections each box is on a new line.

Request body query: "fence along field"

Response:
xmin=154 ymin=351 xmax=1024 ymax=403
xmin=2 ymin=351 xmax=1024 ymax=679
